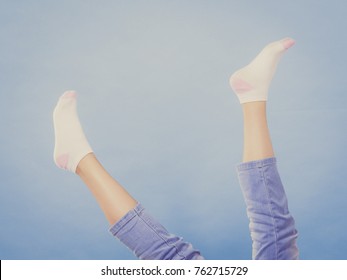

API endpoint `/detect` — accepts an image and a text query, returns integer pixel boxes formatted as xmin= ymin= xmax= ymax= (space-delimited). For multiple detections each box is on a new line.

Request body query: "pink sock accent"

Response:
xmin=62 ymin=91 xmax=77 ymax=99
xmin=55 ymin=154 xmax=69 ymax=169
xmin=282 ymin=38 xmax=295 ymax=49
xmin=230 ymin=77 xmax=254 ymax=94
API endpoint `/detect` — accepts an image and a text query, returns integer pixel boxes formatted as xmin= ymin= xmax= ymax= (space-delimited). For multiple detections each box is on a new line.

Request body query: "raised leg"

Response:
xmin=53 ymin=91 xmax=203 ymax=259
xmin=230 ymin=38 xmax=299 ymax=259
xmin=53 ymin=90 xmax=137 ymax=225
xmin=76 ymin=153 xmax=137 ymax=225
xmin=242 ymin=102 xmax=274 ymax=162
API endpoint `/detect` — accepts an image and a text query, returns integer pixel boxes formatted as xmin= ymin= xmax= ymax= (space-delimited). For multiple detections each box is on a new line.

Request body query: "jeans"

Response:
xmin=237 ymin=157 xmax=299 ymax=259
xmin=109 ymin=157 xmax=298 ymax=260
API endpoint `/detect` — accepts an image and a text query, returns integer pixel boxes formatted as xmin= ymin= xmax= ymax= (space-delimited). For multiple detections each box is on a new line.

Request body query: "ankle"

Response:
xmin=242 ymin=101 xmax=267 ymax=115
xmin=76 ymin=153 xmax=96 ymax=176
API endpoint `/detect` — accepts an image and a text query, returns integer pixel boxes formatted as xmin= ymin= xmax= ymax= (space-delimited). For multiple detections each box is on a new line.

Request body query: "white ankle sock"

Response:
xmin=229 ymin=38 xmax=295 ymax=104
xmin=53 ymin=91 xmax=93 ymax=173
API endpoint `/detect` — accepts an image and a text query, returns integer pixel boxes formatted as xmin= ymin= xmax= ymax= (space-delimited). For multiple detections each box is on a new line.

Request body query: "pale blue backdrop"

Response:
xmin=1 ymin=0 xmax=346 ymax=259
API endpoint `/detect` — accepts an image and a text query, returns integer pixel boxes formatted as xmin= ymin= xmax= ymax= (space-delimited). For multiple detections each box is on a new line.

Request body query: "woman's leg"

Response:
xmin=76 ymin=153 xmax=137 ymax=225
xmin=53 ymin=91 xmax=204 ymax=259
xmin=241 ymin=102 xmax=273 ymax=163
xmin=230 ymin=38 xmax=299 ymax=259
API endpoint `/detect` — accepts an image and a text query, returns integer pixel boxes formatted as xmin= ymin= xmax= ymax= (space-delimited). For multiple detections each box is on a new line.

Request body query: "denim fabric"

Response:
xmin=237 ymin=157 xmax=299 ymax=259
xmin=109 ymin=157 xmax=298 ymax=260
xmin=109 ymin=203 xmax=204 ymax=260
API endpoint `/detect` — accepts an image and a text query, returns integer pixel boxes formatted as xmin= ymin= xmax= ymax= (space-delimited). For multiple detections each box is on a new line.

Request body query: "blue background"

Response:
xmin=1 ymin=0 xmax=346 ymax=259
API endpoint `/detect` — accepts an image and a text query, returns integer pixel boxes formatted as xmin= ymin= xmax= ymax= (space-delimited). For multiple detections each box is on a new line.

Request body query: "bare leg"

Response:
xmin=242 ymin=101 xmax=274 ymax=162
xmin=76 ymin=153 xmax=137 ymax=225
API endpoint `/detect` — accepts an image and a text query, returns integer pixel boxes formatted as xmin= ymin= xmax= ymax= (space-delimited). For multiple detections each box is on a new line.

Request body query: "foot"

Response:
xmin=53 ymin=91 xmax=93 ymax=173
xmin=229 ymin=38 xmax=295 ymax=104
